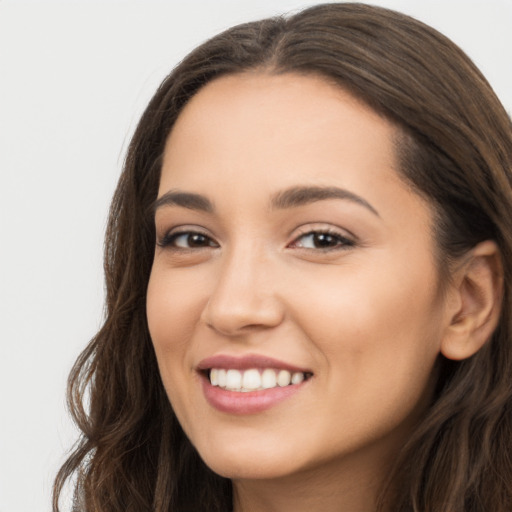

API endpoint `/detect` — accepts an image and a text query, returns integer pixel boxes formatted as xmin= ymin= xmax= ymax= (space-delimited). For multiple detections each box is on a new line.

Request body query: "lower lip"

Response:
xmin=201 ymin=375 xmax=307 ymax=415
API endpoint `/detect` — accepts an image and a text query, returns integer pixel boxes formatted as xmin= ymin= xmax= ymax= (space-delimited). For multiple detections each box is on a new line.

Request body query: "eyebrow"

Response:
xmin=153 ymin=185 xmax=379 ymax=217
xmin=270 ymin=186 xmax=379 ymax=216
xmin=153 ymin=190 xmax=214 ymax=213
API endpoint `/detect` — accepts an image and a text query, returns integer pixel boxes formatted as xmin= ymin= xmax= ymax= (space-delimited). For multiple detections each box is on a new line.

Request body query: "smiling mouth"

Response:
xmin=206 ymin=368 xmax=313 ymax=392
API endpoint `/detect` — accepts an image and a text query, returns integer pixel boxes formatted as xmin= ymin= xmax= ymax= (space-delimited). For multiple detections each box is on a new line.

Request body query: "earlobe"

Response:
xmin=440 ymin=240 xmax=503 ymax=361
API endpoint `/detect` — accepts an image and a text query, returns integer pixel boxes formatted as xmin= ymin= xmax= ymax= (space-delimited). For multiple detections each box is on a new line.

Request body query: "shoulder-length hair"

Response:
xmin=54 ymin=3 xmax=512 ymax=511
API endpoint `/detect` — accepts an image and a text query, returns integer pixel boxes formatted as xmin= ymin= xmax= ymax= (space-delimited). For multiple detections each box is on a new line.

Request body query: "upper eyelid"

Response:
xmin=157 ymin=224 xmax=213 ymax=237
xmin=290 ymin=223 xmax=356 ymax=240
xmin=294 ymin=229 xmax=351 ymax=240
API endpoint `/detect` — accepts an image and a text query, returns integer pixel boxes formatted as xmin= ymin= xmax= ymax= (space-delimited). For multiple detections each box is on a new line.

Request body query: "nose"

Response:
xmin=200 ymin=247 xmax=285 ymax=336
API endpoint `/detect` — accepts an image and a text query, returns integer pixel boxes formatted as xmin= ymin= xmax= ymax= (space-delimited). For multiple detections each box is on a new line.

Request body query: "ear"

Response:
xmin=441 ymin=240 xmax=503 ymax=361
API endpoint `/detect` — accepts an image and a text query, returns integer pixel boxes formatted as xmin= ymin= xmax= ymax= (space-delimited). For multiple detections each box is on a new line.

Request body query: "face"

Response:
xmin=147 ymin=73 xmax=450 ymax=483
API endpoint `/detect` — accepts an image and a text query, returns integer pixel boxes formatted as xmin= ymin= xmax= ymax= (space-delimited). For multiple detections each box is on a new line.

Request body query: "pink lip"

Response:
xmin=200 ymin=376 xmax=307 ymax=415
xmin=197 ymin=353 xmax=311 ymax=373
xmin=197 ymin=353 xmax=312 ymax=415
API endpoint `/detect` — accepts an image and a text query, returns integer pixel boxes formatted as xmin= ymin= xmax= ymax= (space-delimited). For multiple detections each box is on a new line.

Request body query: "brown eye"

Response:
xmin=184 ymin=233 xmax=210 ymax=247
xmin=311 ymin=233 xmax=340 ymax=248
xmin=160 ymin=231 xmax=218 ymax=249
xmin=292 ymin=231 xmax=354 ymax=250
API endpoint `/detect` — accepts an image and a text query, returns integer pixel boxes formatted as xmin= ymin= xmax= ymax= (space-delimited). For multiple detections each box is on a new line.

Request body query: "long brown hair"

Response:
xmin=53 ymin=3 xmax=512 ymax=511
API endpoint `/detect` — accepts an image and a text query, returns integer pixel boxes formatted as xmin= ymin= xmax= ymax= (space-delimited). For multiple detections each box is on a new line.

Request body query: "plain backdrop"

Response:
xmin=1 ymin=1 xmax=511 ymax=511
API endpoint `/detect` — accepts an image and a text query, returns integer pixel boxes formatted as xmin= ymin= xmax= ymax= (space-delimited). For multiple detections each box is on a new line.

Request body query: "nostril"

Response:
xmin=201 ymin=301 xmax=285 ymax=335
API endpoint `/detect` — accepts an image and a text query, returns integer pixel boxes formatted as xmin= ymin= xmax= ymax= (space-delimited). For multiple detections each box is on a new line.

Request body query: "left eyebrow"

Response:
xmin=153 ymin=190 xmax=214 ymax=214
xmin=270 ymin=186 xmax=380 ymax=217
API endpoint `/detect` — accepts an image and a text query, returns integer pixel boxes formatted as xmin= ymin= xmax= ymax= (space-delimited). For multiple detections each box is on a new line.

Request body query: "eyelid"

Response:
xmin=156 ymin=225 xmax=219 ymax=249
xmin=290 ymin=223 xmax=356 ymax=240
xmin=287 ymin=224 xmax=357 ymax=250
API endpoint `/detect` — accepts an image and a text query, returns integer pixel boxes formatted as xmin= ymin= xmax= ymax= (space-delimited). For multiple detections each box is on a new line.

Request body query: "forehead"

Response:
xmin=161 ymin=72 xmax=401 ymax=194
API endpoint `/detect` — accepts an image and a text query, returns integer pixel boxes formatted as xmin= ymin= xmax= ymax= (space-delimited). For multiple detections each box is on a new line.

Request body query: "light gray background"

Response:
xmin=1 ymin=1 xmax=511 ymax=511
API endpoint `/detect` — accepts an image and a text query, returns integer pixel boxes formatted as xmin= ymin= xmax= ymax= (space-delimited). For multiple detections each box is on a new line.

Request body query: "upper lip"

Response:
xmin=197 ymin=354 xmax=312 ymax=374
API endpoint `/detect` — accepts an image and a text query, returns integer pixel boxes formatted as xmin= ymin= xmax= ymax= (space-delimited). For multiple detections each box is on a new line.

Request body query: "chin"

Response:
xmin=203 ymin=455 xmax=300 ymax=481
xmin=193 ymin=434 xmax=309 ymax=480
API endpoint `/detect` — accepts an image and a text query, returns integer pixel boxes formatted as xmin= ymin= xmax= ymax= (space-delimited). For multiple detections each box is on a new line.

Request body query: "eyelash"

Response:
xmin=289 ymin=228 xmax=355 ymax=251
xmin=157 ymin=230 xmax=218 ymax=251
xmin=157 ymin=228 xmax=355 ymax=252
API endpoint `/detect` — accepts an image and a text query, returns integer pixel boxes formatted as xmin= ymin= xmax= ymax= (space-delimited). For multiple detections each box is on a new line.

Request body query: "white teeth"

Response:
xmin=217 ymin=369 xmax=227 ymax=387
xmin=226 ymin=369 xmax=242 ymax=390
xmin=291 ymin=372 xmax=304 ymax=385
xmin=277 ymin=370 xmax=291 ymax=387
xmin=261 ymin=368 xmax=277 ymax=389
xmin=208 ymin=367 xmax=308 ymax=392
xmin=242 ymin=369 xmax=261 ymax=390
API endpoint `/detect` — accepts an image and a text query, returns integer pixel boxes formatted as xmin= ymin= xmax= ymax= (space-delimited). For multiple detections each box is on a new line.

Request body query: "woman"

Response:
xmin=53 ymin=3 xmax=512 ymax=511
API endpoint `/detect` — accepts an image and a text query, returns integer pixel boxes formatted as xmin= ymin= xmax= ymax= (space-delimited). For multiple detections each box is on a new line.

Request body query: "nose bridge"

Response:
xmin=202 ymin=240 xmax=283 ymax=334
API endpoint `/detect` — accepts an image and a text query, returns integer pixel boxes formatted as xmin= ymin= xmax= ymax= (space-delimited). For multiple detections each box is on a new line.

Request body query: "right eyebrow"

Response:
xmin=270 ymin=185 xmax=380 ymax=217
xmin=153 ymin=190 xmax=214 ymax=214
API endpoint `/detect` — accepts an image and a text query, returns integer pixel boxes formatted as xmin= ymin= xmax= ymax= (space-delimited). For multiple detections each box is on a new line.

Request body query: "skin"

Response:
xmin=146 ymin=72 xmax=460 ymax=512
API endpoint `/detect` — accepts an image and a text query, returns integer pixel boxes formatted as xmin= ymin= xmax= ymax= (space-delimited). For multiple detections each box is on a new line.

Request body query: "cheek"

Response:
xmin=297 ymin=255 xmax=441 ymax=341
xmin=146 ymin=266 xmax=207 ymax=409
xmin=147 ymin=266 xmax=204 ymax=350
xmin=291 ymin=254 xmax=444 ymax=410
xmin=146 ymin=267 xmax=206 ymax=431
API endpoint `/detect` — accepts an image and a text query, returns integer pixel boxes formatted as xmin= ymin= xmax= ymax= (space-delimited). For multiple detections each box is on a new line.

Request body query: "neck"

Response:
xmin=232 ymin=444 xmax=395 ymax=512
